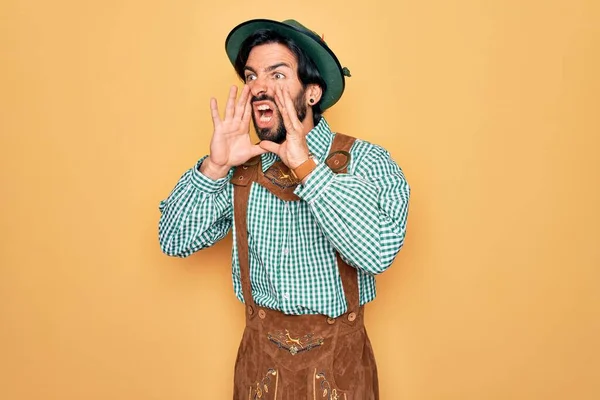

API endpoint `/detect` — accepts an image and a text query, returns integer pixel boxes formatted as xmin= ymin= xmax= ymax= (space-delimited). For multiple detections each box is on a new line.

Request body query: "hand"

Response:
xmin=201 ymin=85 xmax=267 ymax=179
xmin=259 ymin=86 xmax=310 ymax=169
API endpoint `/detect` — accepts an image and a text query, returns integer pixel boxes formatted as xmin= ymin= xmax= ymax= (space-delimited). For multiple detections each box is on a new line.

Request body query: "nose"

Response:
xmin=249 ymin=76 xmax=270 ymax=98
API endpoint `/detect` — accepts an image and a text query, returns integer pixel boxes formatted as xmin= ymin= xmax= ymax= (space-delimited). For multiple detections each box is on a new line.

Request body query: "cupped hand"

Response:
xmin=202 ymin=85 xmax=267 ymax=179
xmin=258 ymin=86 xmax=311 ymax=170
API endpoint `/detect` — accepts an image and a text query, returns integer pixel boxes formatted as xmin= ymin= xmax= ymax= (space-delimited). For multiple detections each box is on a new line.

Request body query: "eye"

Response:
xmin=245 ymin=74 xmax=257 ymax=82
xmin=273 ymin=72 xmax=285 ymax=80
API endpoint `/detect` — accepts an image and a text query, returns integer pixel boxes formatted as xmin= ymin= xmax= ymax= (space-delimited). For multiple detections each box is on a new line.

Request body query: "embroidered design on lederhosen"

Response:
xmin=267 ymin=329 xmax=325 ymax=355
xmin=249 ymin=368 xmax=278 ymax=399
xmin=263 ymin=161 xmax=299 ymax=189
xmin=314 ymin=369 xmax=348 ymax=400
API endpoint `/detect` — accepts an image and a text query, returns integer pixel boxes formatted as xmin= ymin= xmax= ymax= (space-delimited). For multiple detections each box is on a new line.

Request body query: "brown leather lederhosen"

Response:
xmin=230 ymin=133 xmax=379 ymax=400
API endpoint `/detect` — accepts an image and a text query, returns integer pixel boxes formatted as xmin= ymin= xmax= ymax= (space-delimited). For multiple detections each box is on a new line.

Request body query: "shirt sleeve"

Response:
xmin=158 ymin=156 xmax=234 ymax=257
xmin=294 ymin=141 xmax=410 ymax=275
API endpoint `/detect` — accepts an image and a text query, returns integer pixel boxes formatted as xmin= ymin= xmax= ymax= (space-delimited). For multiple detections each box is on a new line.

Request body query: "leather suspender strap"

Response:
xmin=231 ymin=159 xmax=259 ymax=316
xmin=326 ymin=133 xmax=360 ymax=316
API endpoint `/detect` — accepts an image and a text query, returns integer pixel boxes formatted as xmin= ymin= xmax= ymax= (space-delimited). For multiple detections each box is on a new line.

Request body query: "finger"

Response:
xmin=210 ymin=97 xmax=221 ymax=128
xmin=274 ymin=85 xmax=285 ymax=114
xmin=276 ymin=86 xmax=303 ymax=136
xmin=234 ymin=85 xmax=251 ymax=121
xmin=282 ymin=86 xmax=303 ymax=133
xmin=224 ymin=85 xmax=238 ymax=121
xmin=259 ymin=140 xmax=281 ymax=156
xmin=249 ymin=144 xmax=268 ymax=158
xmin=241 ymin=90 xmax=253 ymax=127
xmin=274 ymin=86 xmax=294 ymax=132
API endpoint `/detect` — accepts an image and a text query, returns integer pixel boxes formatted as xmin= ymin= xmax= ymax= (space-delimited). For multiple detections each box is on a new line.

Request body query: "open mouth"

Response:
xmin=254 ymin=102 xmax=275 ymax=123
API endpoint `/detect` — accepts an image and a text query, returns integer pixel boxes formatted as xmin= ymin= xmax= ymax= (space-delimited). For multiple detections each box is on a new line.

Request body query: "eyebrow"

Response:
xmin=266 ymin=62 xmax=291 ymax=72
xmin=244 ymin=62 xmax=292 ymax=75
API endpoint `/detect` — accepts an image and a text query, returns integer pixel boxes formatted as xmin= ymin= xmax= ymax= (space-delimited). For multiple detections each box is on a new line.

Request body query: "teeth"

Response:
xmin=259 ymin=115 xmax=272 ymax=122
xmin=257 ymin=105 xmax=271 ymax=110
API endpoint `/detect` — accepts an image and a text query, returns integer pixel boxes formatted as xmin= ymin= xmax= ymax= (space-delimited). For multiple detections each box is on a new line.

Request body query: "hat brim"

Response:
xmin=225 ymin=19 xmax=345 ymax=111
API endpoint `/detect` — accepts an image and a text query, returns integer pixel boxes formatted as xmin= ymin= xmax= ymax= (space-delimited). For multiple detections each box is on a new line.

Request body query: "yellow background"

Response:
xmin=1 ymin=0 xmax=599 ymax=399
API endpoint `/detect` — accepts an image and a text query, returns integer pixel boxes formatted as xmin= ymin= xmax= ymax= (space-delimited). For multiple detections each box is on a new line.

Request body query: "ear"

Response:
xmin=305 ymin=84 xmax=323 ymax=105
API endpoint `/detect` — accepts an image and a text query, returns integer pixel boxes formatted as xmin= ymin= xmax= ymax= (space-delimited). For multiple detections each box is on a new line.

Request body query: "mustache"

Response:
xmin=251 ymin=94 xmax=277 ymax=104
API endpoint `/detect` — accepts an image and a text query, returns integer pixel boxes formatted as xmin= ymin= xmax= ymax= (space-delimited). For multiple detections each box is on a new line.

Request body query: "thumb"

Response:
xmin=259 ymin=141 xmax=281 ymax=156
xmin=249 ymin=144 xmax=268 ymax=158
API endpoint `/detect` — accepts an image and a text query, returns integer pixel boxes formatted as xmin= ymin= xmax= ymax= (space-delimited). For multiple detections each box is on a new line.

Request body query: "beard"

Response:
xmin=252 ymin=88 xmax=307 ymax=144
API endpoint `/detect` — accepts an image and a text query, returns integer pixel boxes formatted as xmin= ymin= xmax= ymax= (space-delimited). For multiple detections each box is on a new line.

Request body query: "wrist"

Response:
xmin=200 ymin=158 xmax=230 ymax=180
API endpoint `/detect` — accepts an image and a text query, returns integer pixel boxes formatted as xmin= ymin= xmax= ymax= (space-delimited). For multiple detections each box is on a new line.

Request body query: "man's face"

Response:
xmin=243 ymin=43 xmax=307 ymax=144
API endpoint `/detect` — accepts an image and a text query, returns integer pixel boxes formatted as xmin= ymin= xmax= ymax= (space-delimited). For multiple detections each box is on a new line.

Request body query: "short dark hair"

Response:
xmin=234 ymin=29 xmax=327 ymax=126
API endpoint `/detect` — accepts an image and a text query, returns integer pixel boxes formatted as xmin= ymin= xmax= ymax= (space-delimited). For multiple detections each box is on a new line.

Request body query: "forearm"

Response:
xmin=159 ymin=158 xmax=233 ymax=257
xmin=295 ymin=147 xmax=410 ymax=274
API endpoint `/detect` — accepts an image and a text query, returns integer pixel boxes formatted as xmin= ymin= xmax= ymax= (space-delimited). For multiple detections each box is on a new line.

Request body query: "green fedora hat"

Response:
xmin=225 ymin=19 xmax=350 ymax=111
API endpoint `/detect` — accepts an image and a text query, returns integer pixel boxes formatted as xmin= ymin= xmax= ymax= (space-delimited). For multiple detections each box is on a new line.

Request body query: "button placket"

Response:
xmin=278 ymin=206 xmax=291 ymax=307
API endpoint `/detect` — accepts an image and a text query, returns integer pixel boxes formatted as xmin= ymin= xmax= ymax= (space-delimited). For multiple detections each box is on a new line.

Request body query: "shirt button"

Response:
xmin=283 ymin=292 xmax=290 ymax=300
xmin=283 ymin=248 xmax=289 ymax=255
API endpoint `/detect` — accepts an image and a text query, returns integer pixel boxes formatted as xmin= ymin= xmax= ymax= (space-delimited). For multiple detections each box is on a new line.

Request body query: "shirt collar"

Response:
xmin=306 ymin=117 xmax=334 ymax=162
xmin=260 ymin=117 xmax=334 ymax=171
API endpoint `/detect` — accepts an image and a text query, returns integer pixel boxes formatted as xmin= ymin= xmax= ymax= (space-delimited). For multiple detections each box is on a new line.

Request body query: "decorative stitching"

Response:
xmin=267 ymin=329 xmax=324 ymax=356
xmin=249 ymin=368 xmax=278 ymax=399
xmin=263 ymin=162 xmax=299 ymax=189
xmin=313 ymin=369 xmax=347 ymax=400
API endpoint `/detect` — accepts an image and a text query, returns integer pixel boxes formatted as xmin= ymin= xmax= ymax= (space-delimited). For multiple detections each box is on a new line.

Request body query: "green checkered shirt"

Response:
xmin=159 ymin=118 xmax=410 ymax=318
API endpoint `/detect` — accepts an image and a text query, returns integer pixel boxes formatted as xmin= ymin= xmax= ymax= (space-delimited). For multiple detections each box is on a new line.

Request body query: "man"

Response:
xmin=159 ymin=18 xmax=410 ymax=399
